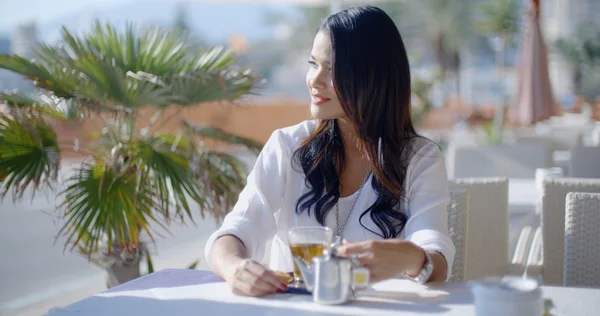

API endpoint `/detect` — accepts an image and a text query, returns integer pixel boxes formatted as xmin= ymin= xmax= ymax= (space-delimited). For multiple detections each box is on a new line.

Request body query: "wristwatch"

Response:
xmin=404 ymin=249 xmax=434 ymax=284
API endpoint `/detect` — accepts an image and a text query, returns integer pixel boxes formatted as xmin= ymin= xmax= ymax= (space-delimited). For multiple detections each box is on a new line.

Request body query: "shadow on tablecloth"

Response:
xmin=106 ymin=269 xmax=223 ymax=293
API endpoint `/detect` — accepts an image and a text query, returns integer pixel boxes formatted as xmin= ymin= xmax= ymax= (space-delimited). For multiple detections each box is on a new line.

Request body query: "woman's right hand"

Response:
xmin=225 ymin=259 xmax=288 ymax=297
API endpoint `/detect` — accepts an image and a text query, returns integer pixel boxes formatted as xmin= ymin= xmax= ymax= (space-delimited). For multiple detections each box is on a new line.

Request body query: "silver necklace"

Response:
xmin=335 ymin=172 xmax=371 ymax=239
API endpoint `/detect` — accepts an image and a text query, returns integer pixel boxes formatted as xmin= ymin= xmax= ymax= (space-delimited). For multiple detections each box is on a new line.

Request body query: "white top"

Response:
xmin=204 ymin=120 xmax=455 ymax=278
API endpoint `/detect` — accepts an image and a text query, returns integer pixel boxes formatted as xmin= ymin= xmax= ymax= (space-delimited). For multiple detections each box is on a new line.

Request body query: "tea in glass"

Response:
xmin=288 ymin=226 xmax=333 ymax=283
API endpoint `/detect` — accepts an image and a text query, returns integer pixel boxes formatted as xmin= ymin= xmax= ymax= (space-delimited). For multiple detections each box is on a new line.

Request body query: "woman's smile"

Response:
xmin=311 ymin=94 xmax=331 ymax=105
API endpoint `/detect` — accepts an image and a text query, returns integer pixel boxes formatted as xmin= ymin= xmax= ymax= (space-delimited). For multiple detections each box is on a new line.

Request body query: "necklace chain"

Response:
xmin=335 ymin=172 xmax=371 ymax=239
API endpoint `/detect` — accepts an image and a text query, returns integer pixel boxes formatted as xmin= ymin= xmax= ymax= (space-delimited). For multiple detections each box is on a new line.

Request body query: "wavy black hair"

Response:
xmin=292 ymin=6 xmax=419 ymax=239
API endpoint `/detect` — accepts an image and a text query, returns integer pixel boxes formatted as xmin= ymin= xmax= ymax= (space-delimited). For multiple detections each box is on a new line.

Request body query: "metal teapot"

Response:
xmin=293 ymin=245 xmax=370 ymax=305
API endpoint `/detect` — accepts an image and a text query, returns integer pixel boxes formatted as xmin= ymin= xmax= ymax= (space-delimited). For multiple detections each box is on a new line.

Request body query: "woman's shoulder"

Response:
xmin=405 ymin=136 xmax=444 ymax=162
xmin=269 ymin=119 xmax=318 ymax=149
xmin=403 ymin=136 xmax=448 ymax=195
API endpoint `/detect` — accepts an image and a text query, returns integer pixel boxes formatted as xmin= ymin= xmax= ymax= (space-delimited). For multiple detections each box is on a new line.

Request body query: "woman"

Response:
xmin=205 ymin=6 xmax=455 ymax=297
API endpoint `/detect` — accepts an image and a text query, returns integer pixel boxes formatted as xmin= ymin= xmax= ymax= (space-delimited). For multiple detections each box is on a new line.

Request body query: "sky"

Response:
xmin=2 ymin=0 xmax=147 ymax=32
xmin=2 ymin=0 xmax=301 ymax=44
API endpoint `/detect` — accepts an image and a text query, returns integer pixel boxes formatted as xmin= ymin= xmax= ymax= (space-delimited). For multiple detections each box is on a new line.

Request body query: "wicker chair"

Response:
xmin=447 ymin=189 xmax=469 ymax=282
xmin=533 ymin=178 xmax=600 ymax=285
xmin=448 ymin=178 xmax=509 ymax=281
xmin=509 ymin=225 xmax=535 ymax=275
xmin=564 ymin=192 xmax=600 ymax=287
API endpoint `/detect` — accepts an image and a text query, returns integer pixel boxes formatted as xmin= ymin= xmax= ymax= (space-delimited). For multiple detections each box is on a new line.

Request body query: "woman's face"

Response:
xmin=306 ymin=31 xmax=345 ymax=120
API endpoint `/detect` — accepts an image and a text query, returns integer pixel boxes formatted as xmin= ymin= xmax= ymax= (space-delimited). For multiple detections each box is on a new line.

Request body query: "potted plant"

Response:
xmin=0 ymin=21 xmax=262 ymax=287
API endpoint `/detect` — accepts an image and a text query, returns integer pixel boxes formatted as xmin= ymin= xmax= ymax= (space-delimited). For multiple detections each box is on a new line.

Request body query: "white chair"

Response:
xmin=537 ymin=178 xmax=600 ymax=285
xmin=448 ymin=178 xmax=509 ymax=281
xmin=564 ymin=192 xmax=600 ymax=287
xmin=524 ymin=227 xmax=543 ymax=281
xmin=448 ymin=144 xmax=552 ymax=179
xmin=568 ymin=147 xmax=600 ymax=178
xmin=447 ymin=189 xmax=469 ymax=282
xmin=509 ymin=225 xmax=534 ymax=275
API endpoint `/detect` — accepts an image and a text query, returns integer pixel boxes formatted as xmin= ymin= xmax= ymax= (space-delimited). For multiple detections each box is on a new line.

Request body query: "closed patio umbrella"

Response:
xmin=508 ymin=0 xmax=559 ymax=127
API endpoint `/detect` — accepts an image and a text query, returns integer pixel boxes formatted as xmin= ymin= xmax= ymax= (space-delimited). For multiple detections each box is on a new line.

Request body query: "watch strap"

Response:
xmin=404 ymin=249 xmax=434 ymax=284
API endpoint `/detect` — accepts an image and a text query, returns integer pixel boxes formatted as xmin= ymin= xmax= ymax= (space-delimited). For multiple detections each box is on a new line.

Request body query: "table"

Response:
xmin=46 ymin=269 xmax=600 ymax=316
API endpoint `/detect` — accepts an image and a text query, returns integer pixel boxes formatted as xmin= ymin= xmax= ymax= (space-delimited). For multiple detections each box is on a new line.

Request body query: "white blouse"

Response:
xmin=204 ymin=120 xmax=455 ymax=279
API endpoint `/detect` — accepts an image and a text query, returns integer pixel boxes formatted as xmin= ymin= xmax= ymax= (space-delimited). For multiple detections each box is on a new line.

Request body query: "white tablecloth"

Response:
xmin=46 ymin=269 xmax=600 ymax=316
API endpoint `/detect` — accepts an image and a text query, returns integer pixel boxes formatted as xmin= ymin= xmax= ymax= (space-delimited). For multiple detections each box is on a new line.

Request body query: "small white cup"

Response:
xmin=470 ymin=277 xmax=543 ymax=316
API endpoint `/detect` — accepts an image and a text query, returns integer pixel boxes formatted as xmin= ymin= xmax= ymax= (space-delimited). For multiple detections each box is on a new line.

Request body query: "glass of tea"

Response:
xmin=288 ymin=226 xmax=333 ymax=284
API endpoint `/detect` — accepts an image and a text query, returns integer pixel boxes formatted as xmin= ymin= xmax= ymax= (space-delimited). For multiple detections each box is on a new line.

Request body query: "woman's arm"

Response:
xmin=401 ymin=139 xmax=455 ymax=281
xmin=204 ymin=129 xmax=290 ymax=295
xmin=209 ymin=235 xmax=250 ymax=280
xmin=210 ymin=235 xmax=288 ymax=296
xmin=338 ymin=140 xmax=454 ymax=283
xmin=337 ymin=239 xmax=448 ymax=283
xmin=404 ymin=248 xmax=448 ymax=282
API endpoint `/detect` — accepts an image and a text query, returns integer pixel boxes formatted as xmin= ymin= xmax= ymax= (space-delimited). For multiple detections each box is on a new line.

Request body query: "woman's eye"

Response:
xmin=308 ymin=60 xmax=317 ymax=68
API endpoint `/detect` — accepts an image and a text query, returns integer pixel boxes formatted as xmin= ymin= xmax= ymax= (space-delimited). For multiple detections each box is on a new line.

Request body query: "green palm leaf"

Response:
xmin=1 ymin=92 xmax=80 ymax=120
xmin=0 ymin=54 xmax=78 ymax=99
xmin=474 ymin=0 xmax=521 ymax=44
xmin=59 ymin=160 xmax=159 ymax=255
xmin=0 ymin=93 xmax=44 ymax=108
xmin=193 ymin=151 xmax=249 ymax=222
xmin=183 ymin=120 xmax=262 ymax=154
xmin=0 ymin=113 xmax=59 ymax=199
xmin=129 ymin=135 xmax=204 ymax=223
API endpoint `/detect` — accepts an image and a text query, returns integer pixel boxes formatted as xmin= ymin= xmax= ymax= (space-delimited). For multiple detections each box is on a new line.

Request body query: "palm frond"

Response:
xmin=184 ymin=46 xmax=236 ymax=72
xmin=0 ymin=93 xmax=42 ymax=108
xmin=146 ymin=252 xmax=155 ymax=274
xmin=83 ymin=22 xmax=191 ymax=77
xmin=129 ymin=135 xmax=204 ymax=223
xmin=183 ymin=120 xmax=263 ymax=154
xmin=0 ymin=113 xmax=59 ymax=200
xmin=58 ymin=160 xmax=159 ymax=256
xmin=192 ymin=150 xmax=249 ymax=222
xmin=187 ymin=260 xmax=199 ymax=270
xmin=169 ymin=70 xmax=257 ymax=105
xmin=168 ymin=47 xmax=259 ymax=105
xmin=0 ymin=54 xmax=78 ymax=99
xmin=1 ymin=92 xmax=81 ymax=120
xmin=474 ymin=0 xmax=521 ymax=42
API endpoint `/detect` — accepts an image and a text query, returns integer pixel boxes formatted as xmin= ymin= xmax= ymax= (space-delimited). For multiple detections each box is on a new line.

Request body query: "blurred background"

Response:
xmin=1 ymin=0 xmax=599 ymax=315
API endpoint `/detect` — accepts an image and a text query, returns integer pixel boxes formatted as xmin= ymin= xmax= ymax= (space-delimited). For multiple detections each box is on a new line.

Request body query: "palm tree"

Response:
xmin=420 ymin=0 xmax=473 ymax=96
xmin=554 ymin=21 xmax=600 ymax=102
xmin=0 ymin=21 xmax=262 ymax=287
xmin=474 ymin=0 xmax=521 ymax=138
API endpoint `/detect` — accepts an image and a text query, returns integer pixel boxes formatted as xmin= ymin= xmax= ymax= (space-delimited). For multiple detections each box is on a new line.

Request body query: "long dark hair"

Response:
xmin=292 ymin=6 xmax=419 ymax=239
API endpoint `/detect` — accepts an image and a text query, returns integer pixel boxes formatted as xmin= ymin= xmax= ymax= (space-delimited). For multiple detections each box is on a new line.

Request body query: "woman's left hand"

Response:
xmin=337 ymin=239 xmax=426 ymax=283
